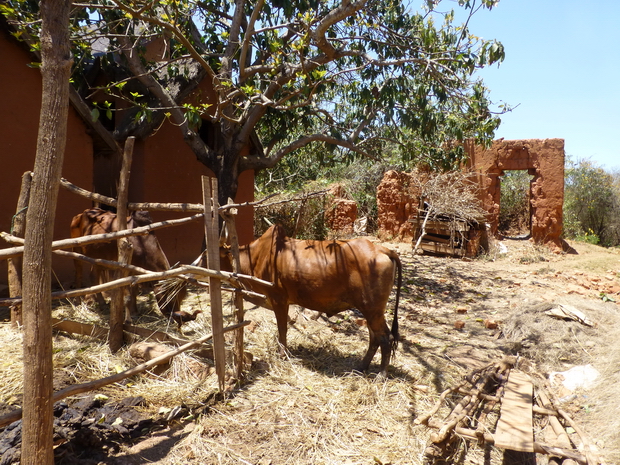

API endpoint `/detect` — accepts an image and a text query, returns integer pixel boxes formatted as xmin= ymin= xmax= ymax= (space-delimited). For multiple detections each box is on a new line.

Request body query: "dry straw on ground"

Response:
xmin=2 ymin=238 xmax=619 ymax=464
xmin=163 ymin=309 xmax=432 ymax=465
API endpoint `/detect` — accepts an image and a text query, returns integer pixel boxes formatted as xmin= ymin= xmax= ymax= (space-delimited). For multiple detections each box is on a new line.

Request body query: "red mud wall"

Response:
xmin=0 ymin=29 xmax=94 ymax=290
xmin=465 ymin=138 xmax=565 ymax=249
xmin=91 ymin=123 xmax=256 ymax=270
xmin=137 ymin=126 xmax=255 ymax=265
xmin=376 ymin=139 xmax=565 ymax=249
xmin=376 ymin=170 xmax=426 ymax=241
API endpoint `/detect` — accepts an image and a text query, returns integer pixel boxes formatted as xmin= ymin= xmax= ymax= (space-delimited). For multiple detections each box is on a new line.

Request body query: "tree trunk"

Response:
xmin=215 ymin=146 xmax=241 ymax=208
xmin=21 ymin=0 xmax=72 ymax=463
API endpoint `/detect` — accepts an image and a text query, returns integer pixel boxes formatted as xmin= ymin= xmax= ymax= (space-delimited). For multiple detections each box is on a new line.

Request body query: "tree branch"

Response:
xmin=239 ymin=0 xmax=265 ymax=81
xmin=115 ymin=34 xmax=213 ymax=163
xmin=109 ymin=0 xmax=219 ymax=85
xmin=312 ymin=0 xmax=366 ymax=59
xmin=241 ymin=133 xmax=375 ymax=172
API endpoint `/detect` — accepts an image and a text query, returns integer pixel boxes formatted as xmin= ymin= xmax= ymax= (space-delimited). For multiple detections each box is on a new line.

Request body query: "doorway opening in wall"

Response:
xmin=498 ymin=170 xmax=534 ymax=238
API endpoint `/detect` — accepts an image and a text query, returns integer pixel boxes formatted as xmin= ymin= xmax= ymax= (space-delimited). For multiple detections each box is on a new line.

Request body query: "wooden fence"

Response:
xmin=0 ymin=161 xmax=271 ymax=428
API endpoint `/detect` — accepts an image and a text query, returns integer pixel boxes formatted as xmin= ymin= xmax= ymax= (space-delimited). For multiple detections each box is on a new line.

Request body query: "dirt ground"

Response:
xmin=2 ymin=237 xmax=620 ymax=464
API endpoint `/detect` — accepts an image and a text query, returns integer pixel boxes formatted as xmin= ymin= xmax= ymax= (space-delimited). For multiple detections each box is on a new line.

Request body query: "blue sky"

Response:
xmin=452 ymin=0 xmax=620 ymax=171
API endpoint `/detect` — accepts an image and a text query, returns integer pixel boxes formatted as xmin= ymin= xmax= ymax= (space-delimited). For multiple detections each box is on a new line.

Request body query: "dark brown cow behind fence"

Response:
xmin=221 ymin=224 xmax=402 ymax=376
xmin=70 ymin=208 xmax=197 ymax=326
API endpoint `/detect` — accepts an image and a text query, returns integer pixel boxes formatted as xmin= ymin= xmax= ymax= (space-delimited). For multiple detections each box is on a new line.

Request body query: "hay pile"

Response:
xmin=1 ymin=294 xmax=222 ymax=416
xmin=499 ymin=296 xmax=604 ymax=373
xmin=585 ymin=321 xmax=620 ymax=465
xmin=0 ymin=325 xmax=23 ymax=408
xmin=253 ymin=188 xmax=330 ymax=240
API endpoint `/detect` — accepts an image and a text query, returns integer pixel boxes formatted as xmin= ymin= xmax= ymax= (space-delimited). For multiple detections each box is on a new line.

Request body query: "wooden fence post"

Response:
xmin=109 ymin=137 xmax=134 ymax=352
xmin=221 ymin=199 xmax=245 ymax=380
xmin=8 ymin=171 xmax=32 ymax=327
xmin=202 ymin=176 xmax=226 ymax=391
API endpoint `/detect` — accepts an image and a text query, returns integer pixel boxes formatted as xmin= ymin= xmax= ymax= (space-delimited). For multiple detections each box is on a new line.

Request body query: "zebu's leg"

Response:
xmin=359 ymin=311 xmax=392 ymax=376
xmin=273 ymin=301 xmax=291 ymax=355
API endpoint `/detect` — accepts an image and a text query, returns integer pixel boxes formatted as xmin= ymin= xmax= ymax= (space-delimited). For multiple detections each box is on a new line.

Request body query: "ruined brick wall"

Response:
xmin=465 ymin=138 xmax=565 ymax=249
xmin=325 ymin=184 xmax=358 ymax=235
xmin=325 ymin=199 xmax=358 ymax=234
xmin=375 ymin=139 xmax=565 ymax=250
xmin=376 ymin=170 xmax=426 ymax=240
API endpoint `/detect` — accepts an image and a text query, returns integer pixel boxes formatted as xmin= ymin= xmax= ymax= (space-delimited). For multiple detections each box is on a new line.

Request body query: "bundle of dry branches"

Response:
xmin=410 ymin=170 xmax=487 ymax=224
xmin=253 ymin=188 xmax=329 ymax=238
xmin=409 ymin=169 xmax=488 ymax=255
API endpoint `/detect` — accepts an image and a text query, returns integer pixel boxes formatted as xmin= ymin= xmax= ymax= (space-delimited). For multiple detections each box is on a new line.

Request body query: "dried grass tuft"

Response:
xmin=0 ymin=325 xmax=24 ymax=405
xmin=123 ymin=351 xmax=217 ymax=408
xmin=500 ymin=296 xmax=606 ymax=372
xmin=155 ymin=277 xmax=187 ymax=308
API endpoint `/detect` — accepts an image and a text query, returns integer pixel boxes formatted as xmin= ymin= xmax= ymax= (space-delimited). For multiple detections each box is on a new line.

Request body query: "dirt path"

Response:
xmin=2 ymin=238 xmax=619 ymax=464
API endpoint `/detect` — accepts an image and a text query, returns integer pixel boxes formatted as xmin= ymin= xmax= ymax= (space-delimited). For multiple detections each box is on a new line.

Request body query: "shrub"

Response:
xmin=574 ymin=229 xmax=600 ymax=245
xmin=563 ymin=158 xmax=619 ymax=247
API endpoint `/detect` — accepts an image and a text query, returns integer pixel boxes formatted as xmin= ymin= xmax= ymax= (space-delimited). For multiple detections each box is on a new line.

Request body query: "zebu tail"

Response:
xmin=389 ymin=251 xmax=402 ymax=355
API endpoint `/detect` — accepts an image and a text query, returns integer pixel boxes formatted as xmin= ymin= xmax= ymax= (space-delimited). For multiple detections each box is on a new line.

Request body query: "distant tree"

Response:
xmin=564 ymin=158 xmax=618 ymax=246
xmin=607 ymin=170 xmax=620 ymax=246
xmin=2 ymin=0 xmax=506 ymax=204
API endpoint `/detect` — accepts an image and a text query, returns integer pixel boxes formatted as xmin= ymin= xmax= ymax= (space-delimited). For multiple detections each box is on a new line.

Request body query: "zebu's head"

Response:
xmin=154 ymin=277 xmax=199 ymax=327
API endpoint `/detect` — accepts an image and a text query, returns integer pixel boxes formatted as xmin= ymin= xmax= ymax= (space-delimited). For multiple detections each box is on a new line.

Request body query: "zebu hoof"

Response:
xmin=354 ymin=362 xmax=389 ymax=379
xmin=354 ymin=362 xmax=371 ymax=374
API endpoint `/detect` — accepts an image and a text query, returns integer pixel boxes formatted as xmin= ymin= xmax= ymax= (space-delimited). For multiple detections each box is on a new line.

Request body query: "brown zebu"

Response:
xmin=70 ymin=208 xmax=198 ymax=326
xmin=221 ymin=224 xmax=402 ymax=375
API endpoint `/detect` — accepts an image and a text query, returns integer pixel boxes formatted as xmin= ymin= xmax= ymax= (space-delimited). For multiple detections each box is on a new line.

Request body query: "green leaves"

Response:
xmin=90 ymin=101 xmax=114 ymax=122
xmin=479 ymin=40 xmax=505 ymax=66
xmin=182 ymin=103 xmax=211 ymax=130
xmin=133 ymin=108 xmax=152 ymax=124
xmin=6 ymin=0 xmax=508 ymax=199
xmin=90 ymin=107 xmax=100 ymax=122
xmin=564 ymin=158 xmax=620 ymax=246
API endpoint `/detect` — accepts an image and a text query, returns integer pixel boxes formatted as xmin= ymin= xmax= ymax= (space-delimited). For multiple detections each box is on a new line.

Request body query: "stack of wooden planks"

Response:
xmin=417 ymin=357 xmax=602 ymax=465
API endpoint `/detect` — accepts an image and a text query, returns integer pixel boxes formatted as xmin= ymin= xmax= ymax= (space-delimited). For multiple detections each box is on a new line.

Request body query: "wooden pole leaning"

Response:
xmin=109 ymin=137 xmax=135 ymax=352
xmin=202 ymin=176 xmax=226 ymax=391
xmin=221 ymin=199 xmax=245 ymax=380
xmin=7 ymin=171 xmax=32 ymax=326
